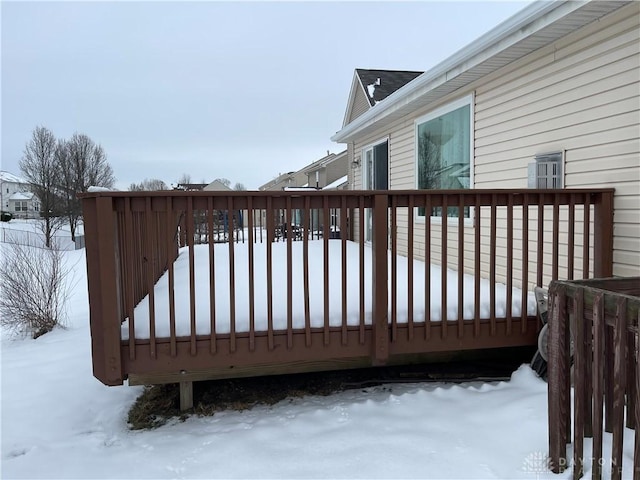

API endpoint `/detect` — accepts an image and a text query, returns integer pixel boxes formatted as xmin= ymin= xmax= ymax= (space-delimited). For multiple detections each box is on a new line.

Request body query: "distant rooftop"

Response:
xmin=0 ymin=170 xmax=26 ymax=184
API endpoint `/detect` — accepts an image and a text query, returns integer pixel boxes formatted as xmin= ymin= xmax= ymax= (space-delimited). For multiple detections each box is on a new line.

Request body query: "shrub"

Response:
xmin=0 ymin=240 xmax=71 ymax=338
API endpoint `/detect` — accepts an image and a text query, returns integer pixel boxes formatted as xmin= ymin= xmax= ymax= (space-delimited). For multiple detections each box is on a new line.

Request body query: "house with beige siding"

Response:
xmin=259 ymin=150 xmax=349 ymax=191
xmin=332 ymin=0 xmax=639 ymax=284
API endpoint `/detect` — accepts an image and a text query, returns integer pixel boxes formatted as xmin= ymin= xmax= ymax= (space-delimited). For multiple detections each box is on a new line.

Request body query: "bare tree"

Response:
xmin=58 ymin=133 xmax=116 ymax=240
xmin=233 ymin=182 xmax=246 ymax=191
xmin=19 ymin=127 xmax=63 ymax=247
xmin=177 ymin=173 xmax=192 ymax=185
xmin=0 ymin=240 xmax=72 ymax=338
xmin=214 ymin=178 xmax=231 ymax=188
xmin=129 ymin=178 xmax=169 ymax=191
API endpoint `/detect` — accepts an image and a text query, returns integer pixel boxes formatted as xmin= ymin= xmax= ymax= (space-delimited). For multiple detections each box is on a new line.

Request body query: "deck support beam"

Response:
xmin=180 ymin=381 xmax=193 ymax=411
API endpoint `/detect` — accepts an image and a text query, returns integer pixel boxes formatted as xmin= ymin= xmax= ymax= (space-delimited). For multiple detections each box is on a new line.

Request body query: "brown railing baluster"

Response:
xmin=358 ymin=196 xmax=365 ymax=344
xmin=605 ymin=324 xmax=615 ymax=433
xmin=573 ymin=289 xmax=585 ymax=479
xmin=611 ymin=297 xmax=627 ymax=480
xmin=635 ymin=313 xmax=640 ymax=480
xmin=124 ymin=198 xmax=136 ymax=360
xmin=167 ymin=197 xmax=177 ymax=357
xmin=537 ymin=199 xmax=544 ymax=288
xmin=248 ymin=196 xmax=256 ymax=352
xmin=207 ymin=197 xmax=216 ymax=354
xmin=266 ymin=196 xmax=274 ymax=350
xmin=391 ymin=195 xmax=398 ymax=341
xmin=627 ymin=329 xmax=636 ymax=430
xmin=441 ymin=194 xmax=448 ymax=339
xmin=506 ymin=195 xmax=513 ymax=335
xmin=323 ymin=195 xmax=330 ymax=345
xmin=227 ymin=197 xmax=236 ymax=353
xmin=490 ymin=194 xmax=497 ymax=336
xmin=286 ymin=196 xmax=293 ymax=349
xmin=458 ymin=194 xmax=464 ymax=338
xmin=341 ymin=195 xmax=348 ymax=345
xmin=187 ymin=197 xmax=196 ymax=355
xmin=425 ymin=194 xmax=432 ymax=340
xmin=407 ymin=196 xmax=414 ymax=341
xmin=521 ymin=195 xmax=529 ymax=334
xmin=592 ymin=293 xmax=605 ymax=479
xmin=582 ymin=194 xmax=591 ymax=279
xmin=567 ymin=195 xmax=575 ymax=280
xmin=144 ymin=198 xmax=157 ymax=358
xmin=474 ymin=195 xmax=481 ymax=337
xmin=552 ymin=197 xmax=559 ymax=282
xmin=303 ymin=196 xmax=311 ymax=347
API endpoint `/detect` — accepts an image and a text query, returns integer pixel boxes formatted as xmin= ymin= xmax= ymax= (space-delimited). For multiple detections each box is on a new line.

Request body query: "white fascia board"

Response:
xmin=331 ymin=0 xmax=587 ymax=143
xmin=341 ymin=72 xmax=369 ymax=128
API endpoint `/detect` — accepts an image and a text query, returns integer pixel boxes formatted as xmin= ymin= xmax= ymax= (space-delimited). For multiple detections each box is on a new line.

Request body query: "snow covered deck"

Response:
xmin=81 ymin=188 xmax=614 ymax=404
xmin=124 ymin=240 xmax=536 ymax=339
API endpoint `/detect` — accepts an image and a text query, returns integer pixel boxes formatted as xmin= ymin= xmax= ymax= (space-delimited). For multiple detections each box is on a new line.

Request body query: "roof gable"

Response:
xmin=342 ymin=69 xmax=423 ymax=127
xmin=203 ymin=179 xmax=233 ymax=191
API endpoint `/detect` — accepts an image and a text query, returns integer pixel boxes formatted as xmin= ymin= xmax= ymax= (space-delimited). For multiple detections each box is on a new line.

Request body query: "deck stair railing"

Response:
xmin=548 ymin=277 xmax=640 ymax=479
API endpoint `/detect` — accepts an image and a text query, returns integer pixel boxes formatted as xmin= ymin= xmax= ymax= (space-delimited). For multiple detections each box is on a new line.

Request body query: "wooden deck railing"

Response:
xmin=548 ymin=277 xmax=640 ymax=479
xmin=81 ymin=189 xmax=614 ymax=390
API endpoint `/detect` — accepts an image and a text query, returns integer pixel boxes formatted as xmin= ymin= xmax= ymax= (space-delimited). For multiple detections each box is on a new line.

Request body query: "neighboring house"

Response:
xmin=0 ymin=170 xmax=40 ymax=218
xmin=332 ymin=0 xmax=639 ymax=282
xmin=259 ymin=150 xmax=349 ymax=191
xmin=203 ymin=179 xmax=233 ymax=192
xmin=259 ymin=171 xmax=306 ymax=191
xmin=258 ymin=151 xmax=349 ymax=233
xmin=304 ymin=150 xmax=349 ymax=190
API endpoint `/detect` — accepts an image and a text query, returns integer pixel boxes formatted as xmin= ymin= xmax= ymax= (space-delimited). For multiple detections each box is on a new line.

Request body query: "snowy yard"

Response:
xmin=0 ymin=218 xmax=79 ymax=250
xmin=1 ymin=243 xmax=636 ymax=479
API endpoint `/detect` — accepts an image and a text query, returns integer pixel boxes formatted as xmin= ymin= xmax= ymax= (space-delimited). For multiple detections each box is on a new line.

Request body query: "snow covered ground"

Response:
xmin=0 ymin=218 xmax=79 ymax=250
xmin=1 ymin=245 xmax=636 ymax=479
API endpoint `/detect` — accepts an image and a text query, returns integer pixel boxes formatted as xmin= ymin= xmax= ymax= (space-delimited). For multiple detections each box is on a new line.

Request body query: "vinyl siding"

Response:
xmin=344 ymin=2 xmax=638 ymax=285
xmin=475 ymin=2 xmax=639 ymax=278
xmin=347 ymin=84 xmax=372 ymax=124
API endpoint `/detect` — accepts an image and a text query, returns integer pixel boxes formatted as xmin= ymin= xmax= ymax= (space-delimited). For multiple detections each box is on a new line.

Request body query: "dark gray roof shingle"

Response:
xmin=355 ymin=69 xmax=423 ymax=106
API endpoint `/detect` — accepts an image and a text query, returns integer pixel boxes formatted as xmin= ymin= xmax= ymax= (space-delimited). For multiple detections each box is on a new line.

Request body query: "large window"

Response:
xmin=416 ymin=97 xmax=472 ymax=217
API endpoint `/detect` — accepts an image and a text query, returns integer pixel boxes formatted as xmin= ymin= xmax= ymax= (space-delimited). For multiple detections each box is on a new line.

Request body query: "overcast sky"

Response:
xmin=2 ymin=1 xmax=531 ymax=190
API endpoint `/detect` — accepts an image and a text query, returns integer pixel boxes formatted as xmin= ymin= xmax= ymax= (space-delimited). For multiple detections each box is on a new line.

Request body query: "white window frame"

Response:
xmin=361 ymin=137 xmax=390 ymax=243
xmin=414 ymin=94 xmax=474 ymax=225
xmin=361 ymin=136 xmax=390 ymax=191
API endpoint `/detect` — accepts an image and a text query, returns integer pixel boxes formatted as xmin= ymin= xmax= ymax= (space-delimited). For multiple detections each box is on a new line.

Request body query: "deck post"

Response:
xmin=548 ymin=282 xmax=569 ymax=473
xmin=593 ymin=190 xmax=614 ymax=278
xmin=372 ymin=194 xmax=389 ymax=365
xmin=83 ymin=195 xmax=123 ymax=386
